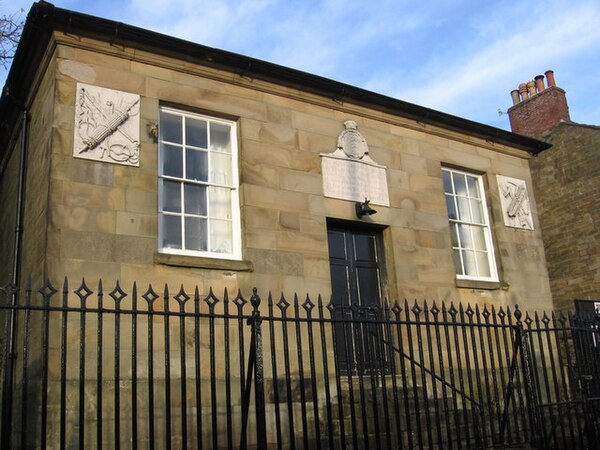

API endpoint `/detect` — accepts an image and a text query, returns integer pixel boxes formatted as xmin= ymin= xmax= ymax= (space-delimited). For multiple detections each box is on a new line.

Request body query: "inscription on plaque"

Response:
xmin=321 ymin=121 xmax=389 ymax=206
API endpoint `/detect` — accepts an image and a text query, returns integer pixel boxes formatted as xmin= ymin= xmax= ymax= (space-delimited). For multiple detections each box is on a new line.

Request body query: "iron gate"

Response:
xmin=0 ymin=278 xmax=599 ymax=449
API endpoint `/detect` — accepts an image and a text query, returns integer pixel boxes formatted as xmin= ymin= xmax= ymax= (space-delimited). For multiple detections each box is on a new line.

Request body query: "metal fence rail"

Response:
xmin=0 ymin=278 xmax=599 ymax=449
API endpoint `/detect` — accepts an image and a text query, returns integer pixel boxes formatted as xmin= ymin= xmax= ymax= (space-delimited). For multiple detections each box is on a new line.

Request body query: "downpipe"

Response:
xmin=1 ymin=105 xmax=29 ymax=448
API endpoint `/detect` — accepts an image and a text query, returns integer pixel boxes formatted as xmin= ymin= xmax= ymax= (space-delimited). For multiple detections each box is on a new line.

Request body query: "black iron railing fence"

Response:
xmin=0 ymin=278 xmax=599 ymax=449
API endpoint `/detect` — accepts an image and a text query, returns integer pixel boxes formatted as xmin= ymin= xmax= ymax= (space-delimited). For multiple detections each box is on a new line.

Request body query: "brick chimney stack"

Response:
xmin=507 ymin=70 xmax=570 ymax=137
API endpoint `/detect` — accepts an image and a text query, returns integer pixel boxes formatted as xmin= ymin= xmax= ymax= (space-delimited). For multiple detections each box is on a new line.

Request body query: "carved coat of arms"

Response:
xmin=73 ymin=83 xmax=140 ymax=166
xmin=337 ymin=120 xmax=369 ymax=159
xmin=320 ymin=120 xmax=390 ymax=206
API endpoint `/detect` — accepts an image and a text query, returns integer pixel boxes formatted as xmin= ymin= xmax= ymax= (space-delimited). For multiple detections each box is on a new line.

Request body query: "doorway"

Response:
xmin=327 ymin=221 xmax=386 ymax=373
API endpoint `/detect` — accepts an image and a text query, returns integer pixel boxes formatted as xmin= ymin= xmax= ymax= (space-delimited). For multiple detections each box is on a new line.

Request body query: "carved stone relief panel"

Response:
xmin=497 ymin=175 xmax=534 ymax=230
xmin=320 ymin=121 xmax=390 ymax=206
xmin=73 ymin=83 xmax=140 ymax=166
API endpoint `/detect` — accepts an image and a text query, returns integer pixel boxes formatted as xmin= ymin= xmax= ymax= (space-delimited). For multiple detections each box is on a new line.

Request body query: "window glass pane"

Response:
xmin=445 ymin=195 xmax=457 ymax=220
xmin=450 ymin=223 xmax=459 ymax=247
xmin=473 ymin=226 xmax=487 ymax=251
xmin=185 ymin=117 xmax=207 ymax=148
xmin=185 ymin=217 xmax=207 ymax=251
xmin=476 ymin=252 xmax=491 ymax=278
xmin=453 ymin=249 xmax=464 ymax=275
xmin=467 ymin=176 xmax=481 ymax=199
xmin=161 ymin=144 xmax=182 ymax=178
xmin=210 ymin=219 xmax=233 ymax=253
xmin=458 ymin=224 xmax=473 ymax=249
xmin=209 ymin=186 xmax=231 ymax=219
xmin=210 ymin=122 xmax=231 ymax=153
xmin=457 ymin=197 xmax=472 ymax=222
xmin=186 ymin=149 xmax=208 ymax=182
xmin=160 ymin=111 xmax=182 ymax=143
xmin=462 ymin=250 xmax=477 ymax=276
xmin=161 ymin=214 xmax=181 ymax=249
xmin=471 ymin=199 xmax=484 ymax=224
xmin=210 ymin=152 xmax=232 ymax=185
xmin=162 ymin=180 xmax=181 ymax=213
xmin=454 ymin=173 xmax=467 ymax=196
xmin=442 ymin=171 xmax=453 ymax=194
xmin=184 ymin=184 xmax=207 ymax=216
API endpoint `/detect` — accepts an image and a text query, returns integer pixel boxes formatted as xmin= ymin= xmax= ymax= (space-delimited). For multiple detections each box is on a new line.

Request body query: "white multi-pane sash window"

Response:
xmin=158 ymin=107 xmax=240 ymax=259
xmin=442 ymin=168 xmax=498 ymax=281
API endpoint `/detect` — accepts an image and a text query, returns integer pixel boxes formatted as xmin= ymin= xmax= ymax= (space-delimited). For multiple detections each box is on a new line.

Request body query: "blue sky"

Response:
xmin=2 ymin=0 xmax=600 ymax=131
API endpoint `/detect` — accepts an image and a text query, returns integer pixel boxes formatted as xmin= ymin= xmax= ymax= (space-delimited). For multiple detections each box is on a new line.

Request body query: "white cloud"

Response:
xmin=2 ymin=0 xmax=599 ymax=128
xmin=388 ymin=3 xmax=600 ymax=118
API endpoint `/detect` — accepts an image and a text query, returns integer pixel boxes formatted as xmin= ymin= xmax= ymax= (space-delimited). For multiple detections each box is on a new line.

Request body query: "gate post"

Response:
xmin=514 ymin=306 xmax=543 ymax=448
xmin=250 ymin=288 xmax=267 ymax=449
xmin=570 ymin=312 xmax=600 ymax=446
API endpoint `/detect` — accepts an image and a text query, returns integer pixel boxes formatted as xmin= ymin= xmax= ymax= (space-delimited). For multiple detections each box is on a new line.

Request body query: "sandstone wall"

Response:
xmin=29 ymin=32 xmax=555 ymax=312
xmin=529 ymin=122 xmax=600 ymax=311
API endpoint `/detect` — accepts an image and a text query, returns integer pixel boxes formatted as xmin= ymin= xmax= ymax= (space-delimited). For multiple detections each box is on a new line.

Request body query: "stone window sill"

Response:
xmin=154 ymin=252 xmax=253 ymax=271
xmin=455 ymin=278 xmax=508 ymax=291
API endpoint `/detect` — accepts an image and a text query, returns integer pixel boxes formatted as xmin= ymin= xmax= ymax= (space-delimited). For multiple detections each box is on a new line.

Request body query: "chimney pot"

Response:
xmin=527 ymin=80 xmax=536 ymax=97
xmin=534 ymin=75 xmax=545 ymax=93
xmin=545 ymin=70 xmax=556 ymax=87
xmin=519 ymin=83 xmax=528 ymax=100
xmin=510 ymin=89 xmax=520 ymax=105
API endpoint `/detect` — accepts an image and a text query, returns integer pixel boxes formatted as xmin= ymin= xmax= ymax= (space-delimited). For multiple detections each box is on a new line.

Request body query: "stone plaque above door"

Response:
xmin=321 ymin=121 xmax=390 ymax=206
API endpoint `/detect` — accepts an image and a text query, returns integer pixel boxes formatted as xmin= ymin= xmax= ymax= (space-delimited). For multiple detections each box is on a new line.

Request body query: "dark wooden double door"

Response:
xmin=327 ymin=223 xmax=386 ymax=374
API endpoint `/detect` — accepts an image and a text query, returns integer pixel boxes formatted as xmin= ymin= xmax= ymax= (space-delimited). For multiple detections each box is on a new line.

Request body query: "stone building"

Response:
xmin=0 ymin=2 xmax=561 ymax=448
xmin=0 ymin=2 xmax=554 ymax=311
xmin=508 ymin=71 xmax=600 ymax=312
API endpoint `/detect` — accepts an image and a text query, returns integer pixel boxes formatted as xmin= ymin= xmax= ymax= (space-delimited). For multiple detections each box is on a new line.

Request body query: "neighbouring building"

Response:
xmin=0 ymin=2 xmax=560 ymax=448
xmin=508 ymin=71 xmax=600 ymax=312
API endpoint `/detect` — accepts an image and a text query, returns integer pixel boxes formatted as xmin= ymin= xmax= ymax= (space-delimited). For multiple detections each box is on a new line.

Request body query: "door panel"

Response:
xmin=327 ymin=224 xmax=385 ymax=373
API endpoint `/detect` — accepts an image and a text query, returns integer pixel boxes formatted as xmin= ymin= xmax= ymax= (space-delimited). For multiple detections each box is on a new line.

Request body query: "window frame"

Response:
xmin=158 ymin=106 xmax=241 ymax=260
xmin=442 ymin=167 xmax=499 ymax=282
